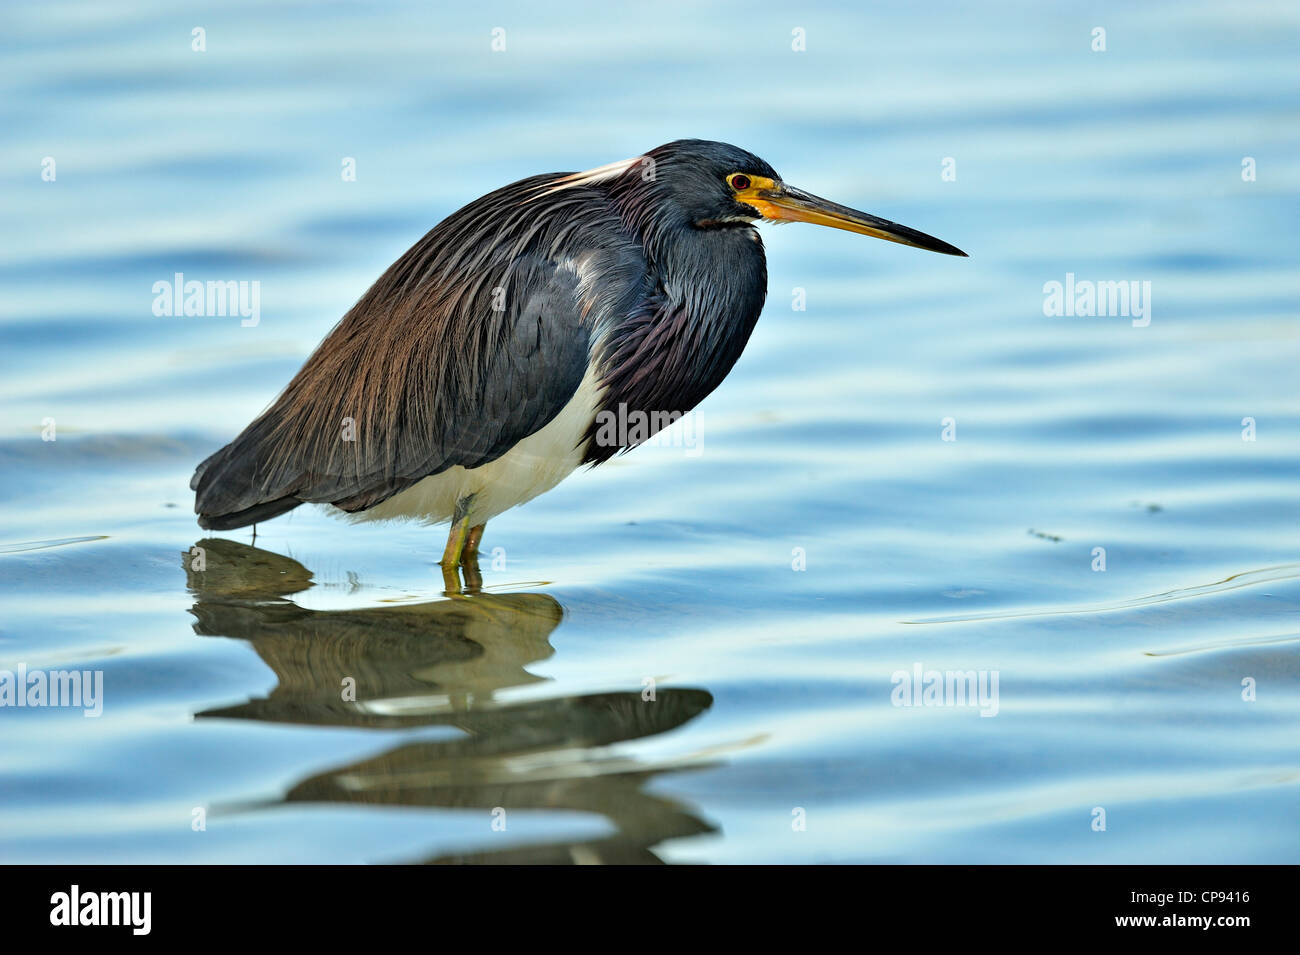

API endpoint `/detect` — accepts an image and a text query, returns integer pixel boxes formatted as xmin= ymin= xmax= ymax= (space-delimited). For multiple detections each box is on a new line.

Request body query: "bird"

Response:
xmin=192 ymin=139 xmax=966 ymax=581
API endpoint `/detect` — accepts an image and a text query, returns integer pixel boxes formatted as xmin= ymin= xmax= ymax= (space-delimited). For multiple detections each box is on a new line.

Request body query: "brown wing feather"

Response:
xmin=193 ymin=174 xmax=648 ymax=530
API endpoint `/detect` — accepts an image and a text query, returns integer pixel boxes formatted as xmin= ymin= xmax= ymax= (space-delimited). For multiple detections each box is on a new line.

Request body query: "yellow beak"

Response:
xmin=745 ymin=184 xmax=967 ymax=256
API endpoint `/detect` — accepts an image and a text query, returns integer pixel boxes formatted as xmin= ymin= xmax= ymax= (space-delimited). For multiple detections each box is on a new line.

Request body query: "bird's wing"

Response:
xmin=192 ymin=175 xmax=647 ymax=528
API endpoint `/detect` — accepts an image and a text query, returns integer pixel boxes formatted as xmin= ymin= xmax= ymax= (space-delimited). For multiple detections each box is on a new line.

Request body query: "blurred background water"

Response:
xmin=1 ymin=0 xmax=1298 ymax=863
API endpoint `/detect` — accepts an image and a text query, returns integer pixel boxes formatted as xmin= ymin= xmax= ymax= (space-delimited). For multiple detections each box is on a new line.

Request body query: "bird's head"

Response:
xmin=623 ymin=139 xmax=966 ymax=256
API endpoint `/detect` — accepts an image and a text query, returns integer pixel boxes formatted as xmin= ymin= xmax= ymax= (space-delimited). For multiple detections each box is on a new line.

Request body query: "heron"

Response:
xmin=192 ymin=139 xmax=965 ymax=582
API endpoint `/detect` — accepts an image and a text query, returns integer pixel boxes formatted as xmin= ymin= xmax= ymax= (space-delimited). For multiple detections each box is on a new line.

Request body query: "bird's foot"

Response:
xmin=439 ymin=555 xmax=483 ymax=595
xmin=439 ymin=516 xmax=486 ymax=595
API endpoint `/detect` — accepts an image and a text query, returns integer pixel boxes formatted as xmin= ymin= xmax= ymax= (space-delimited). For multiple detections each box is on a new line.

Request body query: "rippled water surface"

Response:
xmin=2 ymin=0 xmax=1299 ymax=863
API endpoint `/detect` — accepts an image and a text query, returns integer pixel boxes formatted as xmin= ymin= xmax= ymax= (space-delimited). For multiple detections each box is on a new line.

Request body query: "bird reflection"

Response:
xmin=184 ymin=538 xmax=717 ymax=863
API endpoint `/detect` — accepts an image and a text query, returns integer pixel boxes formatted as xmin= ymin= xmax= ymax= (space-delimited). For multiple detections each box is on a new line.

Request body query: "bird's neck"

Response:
xmin=585 ymin=209 xmax=768 ymax=464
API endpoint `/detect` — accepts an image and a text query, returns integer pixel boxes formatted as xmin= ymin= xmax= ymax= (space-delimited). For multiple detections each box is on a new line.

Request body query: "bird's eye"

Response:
xmin=728 ymin=173 xmax=751 ymax=191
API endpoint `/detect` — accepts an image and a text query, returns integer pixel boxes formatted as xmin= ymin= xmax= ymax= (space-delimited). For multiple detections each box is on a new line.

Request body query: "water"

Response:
xmin=2 ymin=0 xmax=1299 ymax=863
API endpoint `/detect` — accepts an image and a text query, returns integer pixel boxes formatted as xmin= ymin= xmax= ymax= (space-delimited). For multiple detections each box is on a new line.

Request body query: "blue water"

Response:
xmin=2 ymin=0 xmax=1299 ymax=863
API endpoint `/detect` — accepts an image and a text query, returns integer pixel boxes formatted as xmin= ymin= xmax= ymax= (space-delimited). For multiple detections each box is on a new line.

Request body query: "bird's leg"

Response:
xmin=441 ymin=495 xmax=479 ymax=566
xmin=460 ymin=523 xmax=486 ymax=593
xmin=463 ymin=523 xmax=486 ymax=562
xmin=440 ymin=516 xmax=470 ymax=568
xmin=440 ymin=520 xmax=467 ymax=593
xmin=461 ymin=555 xmax=483 ymax=593
xmin=439 ymin=495 xmax=478 ymax=592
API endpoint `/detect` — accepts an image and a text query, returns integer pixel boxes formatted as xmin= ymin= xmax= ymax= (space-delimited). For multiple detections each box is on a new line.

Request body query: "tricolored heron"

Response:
xmin=192 ymin=140 xmax=965 ymax=580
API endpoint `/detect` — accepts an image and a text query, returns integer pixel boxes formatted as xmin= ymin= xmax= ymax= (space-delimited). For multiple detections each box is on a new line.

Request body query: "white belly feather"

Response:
xmin=339 ymin=364 xmax=605 ymax=527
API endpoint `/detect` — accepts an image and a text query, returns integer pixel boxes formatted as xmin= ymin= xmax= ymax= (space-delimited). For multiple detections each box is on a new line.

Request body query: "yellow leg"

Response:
xmin=459 ymin=524 xmax=486 ymax=593
xmin=441 ymin=515 xmax=470 ymax=569
xmin=440 ymin=519 xmax=467 ymax=594
xmin=440 ymin=498 xmax=479 ymax=593
xmin=463 ymin=523 xmax=486 ymax=562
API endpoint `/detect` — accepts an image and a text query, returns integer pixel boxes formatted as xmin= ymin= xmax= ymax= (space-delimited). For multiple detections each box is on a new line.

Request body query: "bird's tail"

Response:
xmin=191 ymin=419 xmax=305 ymax=530
xmin=194 ymin=494 xmax=301 ymax=530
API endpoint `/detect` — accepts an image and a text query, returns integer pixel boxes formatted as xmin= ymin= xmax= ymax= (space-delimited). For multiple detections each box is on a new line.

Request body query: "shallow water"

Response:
xmin=2 ymin=0 xmax=1299 ymax=863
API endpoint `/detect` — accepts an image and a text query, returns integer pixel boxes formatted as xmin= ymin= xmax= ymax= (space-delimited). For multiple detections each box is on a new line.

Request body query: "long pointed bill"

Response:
xmin=744 ymin=183 xmax=967 ymax=256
